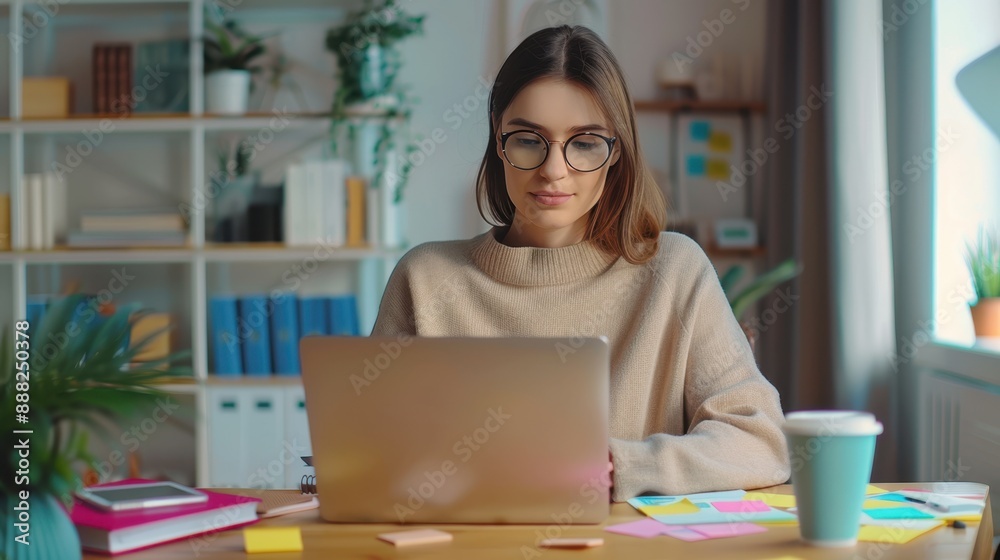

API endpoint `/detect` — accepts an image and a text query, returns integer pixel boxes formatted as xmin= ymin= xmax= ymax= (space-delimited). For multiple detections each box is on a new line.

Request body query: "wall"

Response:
xmin=398 ymin=0 xmax=770 ymax=244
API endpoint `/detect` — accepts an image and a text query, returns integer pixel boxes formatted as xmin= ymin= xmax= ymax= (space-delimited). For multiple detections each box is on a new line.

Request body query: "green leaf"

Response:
xmin=718 ymin=265 xmax=745 ymax=296
xmin=729 ymin=259 xmax=802 ymax=321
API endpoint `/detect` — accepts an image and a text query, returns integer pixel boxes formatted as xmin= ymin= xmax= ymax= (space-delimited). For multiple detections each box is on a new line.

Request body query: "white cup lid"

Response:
xmin=782 ymin=410 xmax=883 ymax=437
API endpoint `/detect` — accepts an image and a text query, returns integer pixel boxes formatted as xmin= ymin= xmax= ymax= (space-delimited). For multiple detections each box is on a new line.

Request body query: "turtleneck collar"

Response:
xmin=469 ymin=226 xmax=619 ymax=286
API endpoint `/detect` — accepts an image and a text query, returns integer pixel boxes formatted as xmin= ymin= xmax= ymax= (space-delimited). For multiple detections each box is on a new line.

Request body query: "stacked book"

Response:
xmin=0 ymin=193 xmax=10 ymax=250
xmin=69 ymin=208 xmax=187 ymax=248
xmin=209 ymin=293 xmax=360 ymax=376
xmin=282 ymin=159 xmax=368 ymax=247
xmin=71 ymin=479 xmax=260 ymax=555
xmin=21 ymin=172 xmax=68 ymax=250
xmin=93 ymin=43 xmax=133 ymax=115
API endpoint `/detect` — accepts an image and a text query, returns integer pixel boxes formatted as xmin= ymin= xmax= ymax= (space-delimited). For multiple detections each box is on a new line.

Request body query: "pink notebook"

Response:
xmin=71 ymin=479 xmax=261 ymax=555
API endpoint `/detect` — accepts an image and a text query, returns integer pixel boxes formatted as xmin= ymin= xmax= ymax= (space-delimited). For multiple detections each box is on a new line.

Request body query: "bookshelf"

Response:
xmin=1 ymin=0 xmax=402 ymax=488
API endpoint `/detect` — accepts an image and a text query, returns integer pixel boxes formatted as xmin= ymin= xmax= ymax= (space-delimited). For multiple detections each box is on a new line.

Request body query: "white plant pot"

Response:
xmin=205 ymin=70 xmax=251 ymax=115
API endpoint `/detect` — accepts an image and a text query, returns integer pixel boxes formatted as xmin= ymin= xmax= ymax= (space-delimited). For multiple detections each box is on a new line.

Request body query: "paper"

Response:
xmin=690 ymin=121 xmax=711 ymax=141
xmin=653 ymin=508 xmax=797 ymax=525
xmin=706 ymin=159 xmax=730 ymax=179
xmin=686 ymin=155 xmax=706 ymax=176
xmin=708 ymin=131 xmax=733 ymax=152
xmin=862 ymin=519 xmax=945 ymax=530
xmin=663 ymin=522 xmax=766 ymax=542
xmin=857 ymin=524 xmax=940 ymax=544
xmin=628 ymin=490 xmax=745 ymax=510
xmin=743 ymin=492 xmax=796 ymax=508
xmin=605 ymin=518 xmax=670 ymax=538
xmin=628 ymin=496 xmax=678 ymax=508
xmin=870 ymin=493 xmax=909 ymax=503
xmin=539 ymin=538 xmax=603 ymax=548
xmin=867 ymin=484 xmax=889 ymax=494
xmin=864 ymin=507 xmax=935 ymax=520
xmin=862 ymin=499 xmax=904 ymax=510
xmin=377 ymin=529 xmax=453 ymax=547
xmin=712 ymin=500 xmax=769 ymax=513
xmin=244 ymin=527 xmax=303 ymax=554
xmin=639 ymin=499 xmax=701 ymax=516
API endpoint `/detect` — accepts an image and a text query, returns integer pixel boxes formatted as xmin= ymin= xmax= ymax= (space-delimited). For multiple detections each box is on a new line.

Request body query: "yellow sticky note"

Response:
xmin=866 ymin=484 xmax=889 ymax=495
xmin=638 ymin=498 xmax=701 ymax=516
xmin=863 ymin=499 xmax=903 ymax=510
xmin=743 ymin=492 xmax=796 ymax=508
xmin=706 ymin=159 xmax=730 ymax=180
xmin=939 ymin=513 xmax=982 ymax=522
xmin=244 ymin=526 xmax=304 ymax=554
xmin=857 ymin=524 xmax=939 ymax=544
xmin=708 ymin=131 xmax=733 ymax=152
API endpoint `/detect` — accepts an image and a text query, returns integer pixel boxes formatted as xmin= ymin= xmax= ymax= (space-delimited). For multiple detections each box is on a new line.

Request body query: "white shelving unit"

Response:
xmin=1 ymin=0 xmax=401 ymax=487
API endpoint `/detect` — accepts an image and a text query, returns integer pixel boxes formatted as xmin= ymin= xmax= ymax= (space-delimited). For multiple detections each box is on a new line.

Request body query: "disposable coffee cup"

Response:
xmin=782 ymin=411 xmax=883 ymax=547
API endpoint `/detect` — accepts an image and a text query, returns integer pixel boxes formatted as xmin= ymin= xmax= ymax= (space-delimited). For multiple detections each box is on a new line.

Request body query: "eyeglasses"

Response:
xmin=500 ymin=130 xmax=617 ymax=172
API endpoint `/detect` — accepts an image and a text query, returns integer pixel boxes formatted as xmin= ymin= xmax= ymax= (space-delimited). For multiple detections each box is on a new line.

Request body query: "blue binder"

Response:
xmin=328 ymin=294 xmax=359 ymax=336
xmin=298 ymin=295 xmax=329 ymax=338
xmin=209 ymin=295 xmax=243 ymax=376
xmin=239 ymin=295 xmax=273 ymax=376
xmin=270 ymin=294 xmax=301 ymax=375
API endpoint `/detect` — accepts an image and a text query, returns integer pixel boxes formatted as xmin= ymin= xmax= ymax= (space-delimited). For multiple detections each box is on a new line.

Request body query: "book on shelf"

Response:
xmin=238 ymin=295 xmax=273 ymax=376
xmin=209 ymin=295 xmax=243 ymax=376
xmin=71 ymin=478 xmax=260 ymax=556
xmin=133 ymin=39 xmax=190 ymax=113
xmin=0 ymin=194 xmax=10 ymax=251
xmin=271 ymin=295 xmax=301 ymax=375
xmin=93 ymin=43 xmax=132 ymax=115
xmin=328 ymin=294 xmax=360 ymax=336
xmin=20 ymin=172 xmax=67 ymax=250
xmin=282 ymin=159 xmax=354 ymax=247
xmin=66 ymin=230 xmax=188 ymax=248
xmin=80 ymin=208 xmax=186 ymax=233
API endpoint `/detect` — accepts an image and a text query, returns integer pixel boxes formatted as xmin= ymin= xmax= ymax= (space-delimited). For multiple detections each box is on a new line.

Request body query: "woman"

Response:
xmin=371 ymin=25 xmax=790 ymax=502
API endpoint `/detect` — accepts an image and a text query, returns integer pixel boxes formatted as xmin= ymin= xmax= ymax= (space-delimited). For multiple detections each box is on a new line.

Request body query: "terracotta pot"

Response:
xmin=970 ymin=298 xmax=1000 ymax=338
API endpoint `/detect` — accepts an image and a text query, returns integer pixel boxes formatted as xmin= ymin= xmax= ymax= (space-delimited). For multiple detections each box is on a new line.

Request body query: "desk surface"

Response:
xmin=83 ymin=482 xmax=993 ymax=560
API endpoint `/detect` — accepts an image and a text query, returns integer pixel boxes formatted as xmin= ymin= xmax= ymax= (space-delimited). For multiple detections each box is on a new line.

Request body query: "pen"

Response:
xmin=903 ymin=495 xmax=949 ymax=512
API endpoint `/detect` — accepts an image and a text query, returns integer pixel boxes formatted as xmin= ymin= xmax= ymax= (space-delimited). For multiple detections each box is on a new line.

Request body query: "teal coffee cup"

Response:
xmin=782 ymin=411 xmax=883 ymax=547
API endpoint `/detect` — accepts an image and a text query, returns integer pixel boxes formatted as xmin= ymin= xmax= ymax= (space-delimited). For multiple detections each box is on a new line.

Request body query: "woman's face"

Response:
xmin=495 ymin=77 xmax=619 ymax=246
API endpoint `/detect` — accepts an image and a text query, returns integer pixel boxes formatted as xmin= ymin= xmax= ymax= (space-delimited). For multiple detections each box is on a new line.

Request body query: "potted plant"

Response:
xmin=720 ymin=259 xmax=802 ymax=352
xmin=966 ymin=226 xmax=1000 ymax=337
xmin=0 ymin=295 xmax=191 ymax=560
xmin=325 ymin=0 xmax=424 ymax=248
xmin=203 ymin=11 xmax=271 ymax=115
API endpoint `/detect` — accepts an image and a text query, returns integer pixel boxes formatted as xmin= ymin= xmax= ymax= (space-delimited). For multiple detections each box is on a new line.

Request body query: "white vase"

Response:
xmin=205 ymin=70 xmax=251 ymax=115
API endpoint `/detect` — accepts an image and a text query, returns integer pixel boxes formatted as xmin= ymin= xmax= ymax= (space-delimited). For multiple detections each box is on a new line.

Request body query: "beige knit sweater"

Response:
xmin=370 ymin=226 xmax=790 ymax=501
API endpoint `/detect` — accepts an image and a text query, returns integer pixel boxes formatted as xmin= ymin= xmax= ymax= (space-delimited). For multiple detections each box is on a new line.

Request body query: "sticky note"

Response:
xmin=706 ymin=159 xmax=730 ymax=179
xmin=857 ymin=524 xmax=940 ymax=544
xmin=870 ymin=493 xmax=909 ymax=503
xmin=653 ymin=508 xmax=797 ymax=525
xmin=682 ymin=490 xmax=747 ymax=502
xmin=684 ymin=522 xmax=767 ymax=538
xmin=864 ymin=507 xmax=935 ymax=520
xmin=863 ymin=499 xmax=905 ymax=510
xmin=639 ymin=498 xmax=700 ymax=516
xmin=244 ymin=527 xmax=303 ymax=554
xmin=708 ymin=131 xmax=733 ymax=152
xmin=377 ymin=529 xmax=452 ymax=547
xmin=686 ymin=155 xmax=706 ymax=176
xmin=663 ymin=527 xmax=710 ymax=542
xmin=539 ymin=538 xmax=603 ymax=548
xmin=690 ymin=121 xmax=711 ymax=141
xmin=712 ymin=500 xmax=770 ymax=513
xmin=743 ymin=492 xmax=796 ymax=508
xmin=605 ymin=518 xmax=670 ymax=538
xmin=867 ymin=484 xmax=889 ymax=494
xmin=628 ymin=496 xmax=678 ymax=508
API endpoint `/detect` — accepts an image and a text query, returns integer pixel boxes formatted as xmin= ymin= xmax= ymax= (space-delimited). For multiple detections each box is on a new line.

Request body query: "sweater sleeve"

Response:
xmin=370 ymin=254 xmax=417 ymax=337
xmin=608 ymin=250 xmax=790 ymax=501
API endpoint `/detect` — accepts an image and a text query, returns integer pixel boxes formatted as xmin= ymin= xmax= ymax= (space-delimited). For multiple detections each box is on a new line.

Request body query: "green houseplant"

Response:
xmin=965 ymin=226 xmax=1000 ymax=337
xmin=203 ymin=6 xmax=272 ymax=115
xmin=0 ymin=295 xmax=191 ymax=560
xmin=720 ymin=259 xmax=802 ymax=352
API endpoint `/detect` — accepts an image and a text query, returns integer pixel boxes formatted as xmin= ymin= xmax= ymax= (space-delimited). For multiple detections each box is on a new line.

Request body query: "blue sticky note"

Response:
xmin=686 ymin=155 xmax=706 ymax=176
xmin=690 ymin=121 xmax=711 ymax=141
xmin=628 ymin=496 xmax=679 ymax=508
xmin=871 ymin=493 xmax=910 ymax=503
xmin=863 ymin=507 xmax=935 ymax=520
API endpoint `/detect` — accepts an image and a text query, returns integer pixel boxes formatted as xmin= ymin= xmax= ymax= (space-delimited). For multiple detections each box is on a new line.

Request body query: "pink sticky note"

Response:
xmin=685 ymin=523 xmax=768 ymax=539
xmin=663 ymin=527 xmax=710 ymax=542
xmin=605 ymin=518 xmax=669 ymax=538
xmin=712 ymin=500 xmax=770 ymax=513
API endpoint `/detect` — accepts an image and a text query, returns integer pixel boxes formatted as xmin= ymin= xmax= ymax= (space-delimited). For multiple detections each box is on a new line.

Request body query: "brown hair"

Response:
xmin=476 ymin=25 xmax=667 ymax=264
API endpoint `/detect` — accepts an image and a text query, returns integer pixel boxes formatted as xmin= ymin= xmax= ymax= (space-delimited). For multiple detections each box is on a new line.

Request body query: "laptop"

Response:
xmin=299 ymin=335 xmax=610 ymax=524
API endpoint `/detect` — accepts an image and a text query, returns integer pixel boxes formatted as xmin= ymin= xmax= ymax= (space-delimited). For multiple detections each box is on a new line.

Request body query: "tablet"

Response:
xmin=76 ymin=481 xmax=207 ymax=511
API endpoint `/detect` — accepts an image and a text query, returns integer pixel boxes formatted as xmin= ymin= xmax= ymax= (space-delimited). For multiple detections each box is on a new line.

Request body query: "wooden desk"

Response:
xmin=83 ymin=483 xmax=993 ymax=559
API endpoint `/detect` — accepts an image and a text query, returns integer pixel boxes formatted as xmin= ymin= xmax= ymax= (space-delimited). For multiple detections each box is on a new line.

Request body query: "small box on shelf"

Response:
xmin=22 ymin=77 xmax=74 ymax=118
